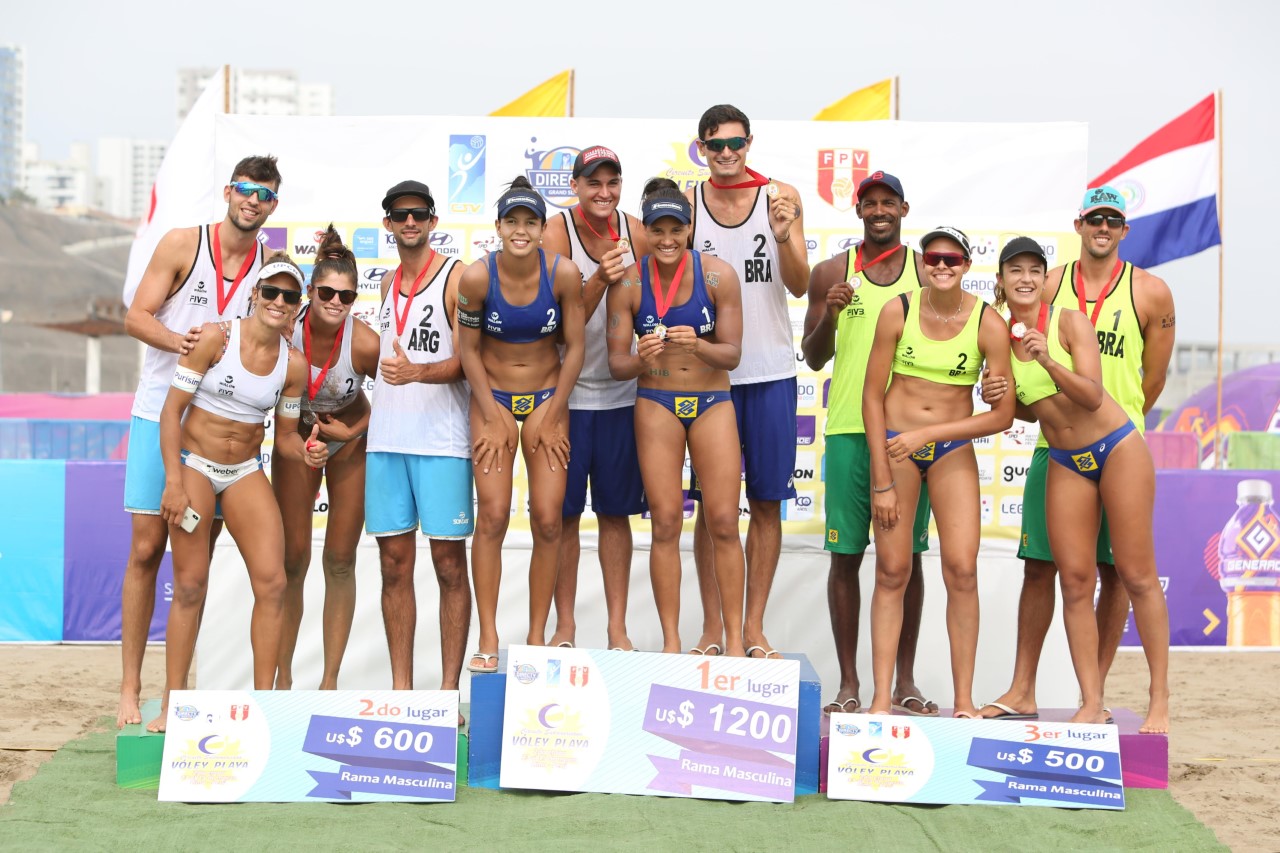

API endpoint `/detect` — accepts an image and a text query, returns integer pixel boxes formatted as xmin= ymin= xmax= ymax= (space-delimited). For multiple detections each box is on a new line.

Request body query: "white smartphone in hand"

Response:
xmin=179 ymin=506 xmax=201 ymax=533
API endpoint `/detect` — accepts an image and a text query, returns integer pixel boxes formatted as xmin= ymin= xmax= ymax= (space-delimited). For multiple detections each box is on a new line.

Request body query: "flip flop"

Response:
xmin=688 ymin=643 xmax=723 ymax=656
xmin=555 ymin=641 xmax=574 ymax=649
xmin=609 ymin=647 xmax=637 ymax=652
xmin=823 ymin=697 xmax=862 ymax=715
xmin=953 ymin=711 xmax=979 ymax=719
xmin=892 ymin=696 xmax=940 ymax=717
xmin=977 ymin=701 xmax=1039 ymax=721
xmin=746 ymin=646 xmax=781 ymax=659
xmin=466 ymin=652 xmax=498 ymax=674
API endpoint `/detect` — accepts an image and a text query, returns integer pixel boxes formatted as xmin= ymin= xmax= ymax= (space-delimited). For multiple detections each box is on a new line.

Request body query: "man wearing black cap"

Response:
xmin=799 ymin=171 xmax=936 ymax=714
xmin=979 ymin=194 xmax=1175 ymax=720
xmin=543 ymin=146 xmax=648 ymax=651
xmin=685 ymin=104 xmax=809 ymax=659
xmin=364 ymin=180 xmax=473 ymax=699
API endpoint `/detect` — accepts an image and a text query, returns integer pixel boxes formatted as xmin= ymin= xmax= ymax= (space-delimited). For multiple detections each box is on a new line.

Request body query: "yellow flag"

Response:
xmin=491 ymin=70 xmax=573 ymax=117
xmin=814 ymin=78 xmax=895 ymax=121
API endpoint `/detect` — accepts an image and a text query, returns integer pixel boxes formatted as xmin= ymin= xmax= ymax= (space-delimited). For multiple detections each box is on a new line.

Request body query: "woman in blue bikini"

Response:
xmin=997 ymin=236 xmax=1169 ymax=734
xmin=606 ymin=179 xmax=746 ymax=656
xmin=457 ymin=176 xmax=585 ymax=671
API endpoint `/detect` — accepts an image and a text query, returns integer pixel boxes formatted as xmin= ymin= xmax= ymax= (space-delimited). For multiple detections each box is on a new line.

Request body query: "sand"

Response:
xmin=0 ymin=645 xmax=1275 ymax=851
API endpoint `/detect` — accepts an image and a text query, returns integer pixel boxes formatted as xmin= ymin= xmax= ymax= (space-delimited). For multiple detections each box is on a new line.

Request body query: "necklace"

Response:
xmin=927 ymin=288 xmax=963 ymax=324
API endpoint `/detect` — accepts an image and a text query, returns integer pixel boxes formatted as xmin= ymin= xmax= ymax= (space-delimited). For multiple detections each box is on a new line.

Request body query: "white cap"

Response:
xmin=1237 ymin=479 xmax=1273 ymax=503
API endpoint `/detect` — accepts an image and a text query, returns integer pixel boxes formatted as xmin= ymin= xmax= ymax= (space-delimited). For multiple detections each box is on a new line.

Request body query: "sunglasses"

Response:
xmin=315 ymin=285 xmax=358 ymax=305
xmin=1082 ymin=213 xmax=1126 ymax=229
xmin=387 ymin=207 xmax=434 ymax=223
xmin=259 ymin=284 xmax=302 ymax=305
xmin=700 ymin=136 xmax=749 ymax=152
xmin=923 ymin=251 xmax=968 ymax=268
xmin=230 ymin=181 xmax=278 ymax=202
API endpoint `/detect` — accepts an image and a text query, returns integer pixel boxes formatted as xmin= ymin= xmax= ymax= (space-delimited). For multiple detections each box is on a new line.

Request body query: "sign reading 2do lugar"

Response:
xmin=500 ymin=646 xmax=800 ymax=802
xmin=158 ymin=690 xmax=459 ymax=803
xmin=826 ymin=715 xmax=1123 ymax=810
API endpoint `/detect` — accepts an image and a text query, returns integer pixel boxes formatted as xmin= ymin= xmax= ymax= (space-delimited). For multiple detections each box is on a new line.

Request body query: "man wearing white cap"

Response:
xmin=979 ymin=185 xmax=1175 ymax=720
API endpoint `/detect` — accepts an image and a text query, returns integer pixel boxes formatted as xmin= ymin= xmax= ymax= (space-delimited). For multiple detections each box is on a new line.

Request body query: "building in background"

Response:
xmin=96 ymin=138 xmax=166 ymax=220
xmin=176 ymin=68 xmax=335 ymax=122
xmin=21 ymin=142 xmax=93 ymax=211
xmin=0 ymin=45 xmax=25 ymax=198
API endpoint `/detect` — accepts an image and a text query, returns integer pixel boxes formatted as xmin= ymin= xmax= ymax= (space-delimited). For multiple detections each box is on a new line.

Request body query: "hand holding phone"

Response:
xmin=179 ymin=506 xmax=201 ymax=533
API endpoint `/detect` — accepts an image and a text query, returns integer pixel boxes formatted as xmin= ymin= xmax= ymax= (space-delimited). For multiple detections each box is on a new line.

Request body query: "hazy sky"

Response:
xmin=8 ymin=0 xmax=1275 ymax=345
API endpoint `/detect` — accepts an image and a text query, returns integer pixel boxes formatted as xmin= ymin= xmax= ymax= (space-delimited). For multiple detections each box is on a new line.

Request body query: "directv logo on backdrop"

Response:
xmin=524 ymin=139 xmax=581 ymax=208
xmin=448 ymin=134 xmax=486 ymax=215
xmin=353 ymin=228 xmax=380 ymax=259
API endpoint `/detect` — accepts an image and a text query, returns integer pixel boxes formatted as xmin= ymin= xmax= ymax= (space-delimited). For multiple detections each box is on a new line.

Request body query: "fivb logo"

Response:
xmin=524 ymin=139 xmax=580 ymax=208
xmin=817 ymin=149 xmax=870 ymax=212
xmin=448 ymin=134 xmax=486 ymax=215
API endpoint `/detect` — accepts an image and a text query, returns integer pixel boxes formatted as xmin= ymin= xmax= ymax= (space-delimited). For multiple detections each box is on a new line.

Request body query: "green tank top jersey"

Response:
xmin=892 ymin=291 xmax=985 ymax=386
xmin=1011 ymin=306 xmax=1070 ymax=407
xmin=826 ymin=248 xmax=923 ymax=435
xmin=1050 ymin=260 xmax=1145 ymax=432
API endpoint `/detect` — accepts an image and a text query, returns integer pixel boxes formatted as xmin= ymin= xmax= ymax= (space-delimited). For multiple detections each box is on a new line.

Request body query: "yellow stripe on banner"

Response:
xmin=490 ymin=71 xmax=572 ymax=118
xmin=814 ymin=78 xmax=894 ymax=122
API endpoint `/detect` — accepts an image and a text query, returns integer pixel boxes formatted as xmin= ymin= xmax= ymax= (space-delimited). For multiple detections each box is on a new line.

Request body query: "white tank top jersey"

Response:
xmin=692 ymin=183 xmax=795 ymax=385
xmin=190 ymin=320 xmax=290 ymax=425
xmin=291 ymin=309 xmax=362 ymax=415
xmin=366 ymin=258 xmax=471 ymax=458
xmin=132 ymin=224 xmax=264 ymax=420
xmin=559 ymin=209 xmax=637 ymax=410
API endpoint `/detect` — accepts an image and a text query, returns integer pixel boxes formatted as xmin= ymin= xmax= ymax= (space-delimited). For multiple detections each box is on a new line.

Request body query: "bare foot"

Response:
xmin=661 ymin=642 xmax=683 ymax=654
xmin=977 ymin=690 xmax=1037 ymax=720
xmin=1068 ymin=705 xmax=1110 ymax=725
xmin=145 ymin=709 xmax=167 ymax=733
xmin=319 ymin=679 xmax=337 ymax=691
xmin=1140 ymin=692 xmax=1170 ymax=734
xmin=117 ymin=690 xmax=142 ymax=729
xmin=723 ymin=642 xmax=747 ymax=657
xmin=275 ymin=675 xmax=293 ymax=690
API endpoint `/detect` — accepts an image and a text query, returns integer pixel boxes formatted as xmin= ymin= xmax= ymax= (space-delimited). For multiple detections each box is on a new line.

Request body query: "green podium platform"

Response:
xmin=116 ymin=700 xmax=470 ymax=791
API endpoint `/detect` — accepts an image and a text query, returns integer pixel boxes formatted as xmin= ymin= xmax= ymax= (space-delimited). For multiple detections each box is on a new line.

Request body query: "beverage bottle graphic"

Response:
xmin=1217 ymin=479 xmax=1280 ymax=645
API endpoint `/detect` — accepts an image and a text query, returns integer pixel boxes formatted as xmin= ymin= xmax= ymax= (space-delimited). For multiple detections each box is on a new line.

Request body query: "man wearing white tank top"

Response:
xmin=116 ymin=155 xmax=279 ymax=728
xmin=541 ymin=146 xmax=648 ymax=651
xmin=365 ymin=180 xmax=473 ymax=701
xmin=686 ymin=105 xmax=809 ymax=658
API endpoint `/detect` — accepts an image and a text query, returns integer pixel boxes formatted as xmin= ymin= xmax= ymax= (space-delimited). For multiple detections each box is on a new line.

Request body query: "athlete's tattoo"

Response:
xmin=608 ymin=313 xmax=620 ymax=330
xmin=621 ymin=277 xmax=634 ymax=288
xmin=458 ymin=293 xmax=469 ymax=305
xmin=1159 ymin=312 xmax=1175 ymax=329
xmin=647 ymin=368 xmax=670 ymax=377
xmin=706 ymin=271 xmax=720 ymax=288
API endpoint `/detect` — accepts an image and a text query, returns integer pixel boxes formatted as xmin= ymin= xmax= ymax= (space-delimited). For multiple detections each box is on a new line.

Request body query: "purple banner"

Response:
xmin=1126 ymin=470 xmax=1280 ymax=647
xmin=62 ymin=461 xmax=172 ymax=641
xmin=643 ymin=683 xmax=797 ymax=800
xmin=302 ymin=715 xmax=457 ymax=770
xmin=306 ymin=766 xmax=455 ymax=801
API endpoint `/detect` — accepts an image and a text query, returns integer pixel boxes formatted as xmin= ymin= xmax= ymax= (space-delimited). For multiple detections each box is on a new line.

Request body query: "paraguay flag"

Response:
xmin=1089 ymin=94 xmax=1221 ymax=268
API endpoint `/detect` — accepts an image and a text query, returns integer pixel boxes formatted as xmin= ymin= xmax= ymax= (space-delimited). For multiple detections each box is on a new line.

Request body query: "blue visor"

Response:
xmin=641 ymin=197 xmax=692 ymax=225
xmin=497 ymin=191 xmax=547 ymax=220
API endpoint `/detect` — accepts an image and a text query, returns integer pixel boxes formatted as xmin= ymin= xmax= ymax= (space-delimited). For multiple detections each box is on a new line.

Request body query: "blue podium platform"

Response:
xmin=469 ymin=649 xmax=822 ymax=796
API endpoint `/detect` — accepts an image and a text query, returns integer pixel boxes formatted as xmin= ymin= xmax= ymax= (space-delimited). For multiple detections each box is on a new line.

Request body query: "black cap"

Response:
xmin=999 ymin=236 xmax=1048 ymax=268
xmin=382 ymin=180 xmax=435 ymax=212
xmin=920 ymin=225 xmax=972 ymax=258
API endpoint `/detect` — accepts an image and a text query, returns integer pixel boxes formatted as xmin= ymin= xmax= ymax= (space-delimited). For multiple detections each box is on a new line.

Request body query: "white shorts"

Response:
xmin=181 ymin=450 xmax=263 ymax=495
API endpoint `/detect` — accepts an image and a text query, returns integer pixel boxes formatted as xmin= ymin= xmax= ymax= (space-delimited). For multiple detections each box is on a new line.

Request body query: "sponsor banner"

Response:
xmin=500 ymin=645 xmax=800 ymax=802
xmin=827 ymin=714 xmax=1123 ymax=810
xmin=159 ymin=689 xmax=458 ymax=803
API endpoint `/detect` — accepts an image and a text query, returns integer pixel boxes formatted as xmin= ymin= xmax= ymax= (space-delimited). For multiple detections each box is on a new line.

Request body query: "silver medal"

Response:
xmin=1011 ymin=322 xmax=1028 ymax=339
xmin=654 ymin=323 xmax=668 ymax=340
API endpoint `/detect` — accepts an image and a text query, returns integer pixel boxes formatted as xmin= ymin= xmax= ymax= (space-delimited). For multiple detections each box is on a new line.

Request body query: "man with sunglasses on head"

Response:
xmin=978 ymin=185 xmax=1175 ymax=721
xmin=542 ymin=146 xmax=647 ymax=651
xmin=366 ymin=181 xmax=473 ymax=705
xmin=684 ymin=104 xmax=809 ymax=659
xmin=800 ymin=172 xmax=936 ymax=716
xmin=118 ymin=155 xmax=280 ymax=728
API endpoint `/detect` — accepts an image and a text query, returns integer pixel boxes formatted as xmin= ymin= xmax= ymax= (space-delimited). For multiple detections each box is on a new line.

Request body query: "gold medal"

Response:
xmin=848 ymin=276 xmax=862 ymax=290
xmin=654 ymin=323 xmax=668 ymax=340
xmin=616 ymin=237 xmax=630 ymax=254
xmin=766 ymin=182 xmax=780 ymax=199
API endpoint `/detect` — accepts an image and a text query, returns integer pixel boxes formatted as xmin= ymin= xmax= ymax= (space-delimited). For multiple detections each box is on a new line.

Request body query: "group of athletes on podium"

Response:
xmin=116 ymin=104 xmax=1171 ymax=735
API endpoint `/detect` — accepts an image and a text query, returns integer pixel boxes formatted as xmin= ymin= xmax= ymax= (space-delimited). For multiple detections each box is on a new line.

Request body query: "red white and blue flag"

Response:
xmin=1090 ymin=94 xmax=1221 ymax=269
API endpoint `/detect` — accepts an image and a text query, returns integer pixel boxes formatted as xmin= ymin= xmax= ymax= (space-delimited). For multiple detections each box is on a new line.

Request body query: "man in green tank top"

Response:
xmin=801 ymin=172 xmax=936 ymax=715
xmin=979 ymin=186 xmax=1175 ymax=719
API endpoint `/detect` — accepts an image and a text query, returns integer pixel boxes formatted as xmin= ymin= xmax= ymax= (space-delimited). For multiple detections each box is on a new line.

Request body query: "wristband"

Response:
xmin=276 ymin=395 xmax=302 ymax=418
xmin=171 ymin=366 xmax=203 ymax=393
xmin=872 ymin=480 xmax=895 ymax=494
xmin=458 ymin=307 xmax=482 ymax=329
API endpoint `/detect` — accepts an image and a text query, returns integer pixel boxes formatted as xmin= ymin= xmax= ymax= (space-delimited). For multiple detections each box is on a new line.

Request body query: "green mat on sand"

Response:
xmin=1 ymin=720 xmax=1224 ymax=852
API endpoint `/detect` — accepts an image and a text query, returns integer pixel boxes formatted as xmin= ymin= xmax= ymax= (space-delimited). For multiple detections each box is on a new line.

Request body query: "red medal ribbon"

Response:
xmin=708 ymin=166 xmax=770 ymax=190
xmin=212 ymin=223 xmax=259 ymax=315
xmin=854 ymin=243 xmax=903 ymax=274
xmin=391 ymin=249 xmax=437 ymax=335
xmin=574 ymin=207 xmax=619 ymax=242
xmin=303 ymin=311 xmax=345 ymax=401
xmin=1075 ymin=258 xmax=1124 ymax=327
xmin=651 ymin=252 xmax=690 ymax=323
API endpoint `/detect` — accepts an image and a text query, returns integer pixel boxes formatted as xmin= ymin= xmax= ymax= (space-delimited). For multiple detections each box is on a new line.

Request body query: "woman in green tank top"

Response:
xmin=862 ymin=227 xmax=1017 ymax=719
xmin=997 ymin=237 xmax=1169 ymax=734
